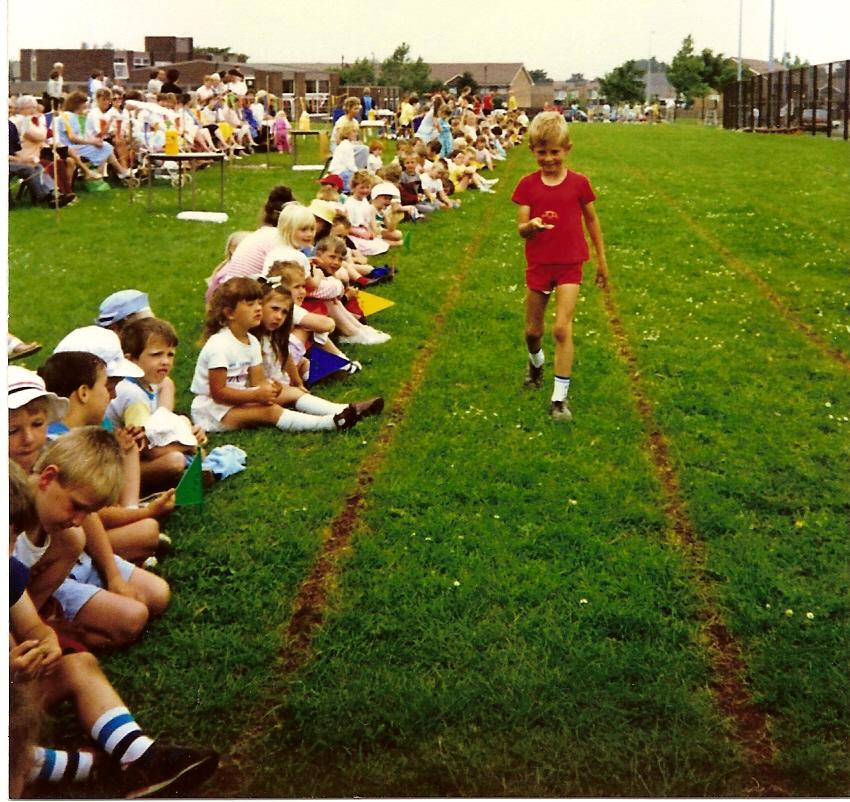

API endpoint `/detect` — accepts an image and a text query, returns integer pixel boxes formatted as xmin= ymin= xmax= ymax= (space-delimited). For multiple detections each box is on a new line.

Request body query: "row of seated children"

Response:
xmin=5 ymin=267 xmax=390 ymax=795
xmin=8 ymin=428 xmax=219 ymax=797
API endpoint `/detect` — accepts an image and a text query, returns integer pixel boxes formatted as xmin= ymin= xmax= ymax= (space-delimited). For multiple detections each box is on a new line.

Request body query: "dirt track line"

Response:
xmin=215 ymin=177 xmax=512 ymax=796
xmin=600 ymin=283 xmax=792 ymax=797
xmin=618 ymin=160 xmax=850 ymax=372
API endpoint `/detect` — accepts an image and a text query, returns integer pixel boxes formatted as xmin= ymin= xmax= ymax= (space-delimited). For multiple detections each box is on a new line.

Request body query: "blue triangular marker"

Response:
xmin=306 ymin=347 xmax=350 ymax=387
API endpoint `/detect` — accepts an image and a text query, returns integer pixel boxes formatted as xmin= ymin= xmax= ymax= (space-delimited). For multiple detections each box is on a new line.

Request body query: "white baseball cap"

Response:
xmin=7 ymin=365 xmax=69 ymax=421
xmin=53 ymin=326 xmax=145 ymax=378
xmin=370 ymin=181 xmax=400 ymax=201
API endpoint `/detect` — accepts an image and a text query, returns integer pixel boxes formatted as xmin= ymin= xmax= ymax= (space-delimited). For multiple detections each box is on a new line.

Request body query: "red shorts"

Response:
xmin=525 ymin=262 xmax=583 ymax=293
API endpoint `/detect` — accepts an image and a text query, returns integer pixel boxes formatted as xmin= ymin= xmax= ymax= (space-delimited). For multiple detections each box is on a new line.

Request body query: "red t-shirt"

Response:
xmin=511 ymin=170 xmax=596 ymax=265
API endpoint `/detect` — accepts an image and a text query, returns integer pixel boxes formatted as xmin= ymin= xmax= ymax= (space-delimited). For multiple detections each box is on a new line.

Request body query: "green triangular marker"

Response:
xmin=175 ymin=453 xmax=204 ymax=507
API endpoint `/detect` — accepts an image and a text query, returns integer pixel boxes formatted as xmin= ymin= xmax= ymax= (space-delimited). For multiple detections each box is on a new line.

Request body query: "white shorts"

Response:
xmin=53 ymin=552 xmax=135 ymax=620
xmin=191 ymin=394 xmax=235 ymax=432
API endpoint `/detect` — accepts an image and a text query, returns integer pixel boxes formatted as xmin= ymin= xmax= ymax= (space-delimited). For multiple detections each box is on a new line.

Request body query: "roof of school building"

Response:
xmin=426 ymin=63 xmax=530 ymax=87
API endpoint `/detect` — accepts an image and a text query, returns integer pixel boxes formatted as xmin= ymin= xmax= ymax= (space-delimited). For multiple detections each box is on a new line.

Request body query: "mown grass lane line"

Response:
xmin=215 ymin=158 xmax=524 ymax=795
xmin=600 ymin=280 xmax=793 ymax=797
xmin=608 ymin=157 xmax=850 ymax=373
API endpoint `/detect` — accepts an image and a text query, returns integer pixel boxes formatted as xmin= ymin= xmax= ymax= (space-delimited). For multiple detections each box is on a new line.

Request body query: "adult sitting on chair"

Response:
xmin=8 ymin=118 xmax=74 ymax=208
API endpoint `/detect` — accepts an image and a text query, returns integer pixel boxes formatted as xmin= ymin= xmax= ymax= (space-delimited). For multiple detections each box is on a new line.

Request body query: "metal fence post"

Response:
xmin=826 ymin=62 xmax=833 ymax=138
xmin=811 ymin=65 xmax=817 ymax=135
xmin=844 ymin=60 xmax=849 ymax=141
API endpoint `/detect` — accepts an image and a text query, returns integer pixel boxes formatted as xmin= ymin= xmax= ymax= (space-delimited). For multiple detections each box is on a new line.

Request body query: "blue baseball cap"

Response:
xmin=96 ymin=289 xmax=153 ymax=327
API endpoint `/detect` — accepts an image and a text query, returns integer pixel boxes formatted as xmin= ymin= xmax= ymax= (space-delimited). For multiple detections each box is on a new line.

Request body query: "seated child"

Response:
xmin=399 ymin=153 xmax=438 ymax=216
xmin=371 ymin=181 xmax=404 ymax=243
xmin=366 ymin=138 xmax=384 ymax=174
xmin=316 ymin=173 xmax=343 ymax=203
xmin=271 ymin=262 xmax=361 ymax=380
xmin=343 ymin=171 xmax=391 ymax=257
xmin=9 ymin=464 xmax=218 ymax=799
xmin=421 ymin=159 xmax=459 ymax=209
xmin=251 ymin=270 xmax=383 ymax=423
xmin=190 ymin=277 xmax=361 ymax=433
xmin=95 ymin=289 xmax=177 ymax=412
xmin=110 ymin=317 xmax=205 ymax=493
xmin=37 ymin=350 xmax=171 ymax=566
xmin=312 ymin=237 xmax=390 ymax=345
xmin=12 ymin=426 xmax=170 ymax=651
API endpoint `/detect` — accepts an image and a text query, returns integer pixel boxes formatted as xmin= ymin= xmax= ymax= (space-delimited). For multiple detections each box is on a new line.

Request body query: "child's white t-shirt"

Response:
xmin=367 ymin=153 xmax=382 ymax=174
xmin=106 ymin=378 xmax=159 ymax=429
xmin=421 ymin=174 xmax=444 ymax=195
xmin=344 ymin=196 xmax=373 ymax=229
xmin=191 ymin=328 xmax=262 ymax=396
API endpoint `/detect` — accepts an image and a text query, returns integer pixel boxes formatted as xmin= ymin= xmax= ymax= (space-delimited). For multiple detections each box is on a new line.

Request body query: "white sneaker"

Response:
xmin=340 ymin=326 xmax=391 ymax=345
xmin=483 ymin=177 xmax=499 ymax=186
xmin=479 ymin=186 xmax=496 ymax=194
xmin=363 ymin=326 xmax=391 ymax=344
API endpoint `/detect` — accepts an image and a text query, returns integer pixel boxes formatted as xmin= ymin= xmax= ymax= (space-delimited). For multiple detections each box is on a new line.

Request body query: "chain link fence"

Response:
xmin=722 ymin=60 xmax=848 ymax=140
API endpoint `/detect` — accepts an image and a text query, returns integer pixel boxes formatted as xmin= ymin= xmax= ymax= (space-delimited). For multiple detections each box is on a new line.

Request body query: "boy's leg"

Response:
xmin=39 ymin=652 xmax=218 ymax=797
xmin=107 ymin=519 xmax=160 ymax=563
xmin=550 ymin=283 xmax=582 ymax=416
xmin=524 ymin=288 xmax=549 ymax=388
xmin=69 ymin=588 xmax=150 ymax=649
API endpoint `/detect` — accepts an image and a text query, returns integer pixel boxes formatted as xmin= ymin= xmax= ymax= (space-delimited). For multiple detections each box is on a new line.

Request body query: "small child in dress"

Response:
xmin=367 ymin=139 xmax=384 ymax=174
xmin=274 ymin=109 xmax=290 ymax=152
xmin=190 ymin=277 xmax=360 ymax=432
xmin=370 ymin=181 xmax=404 ymax=244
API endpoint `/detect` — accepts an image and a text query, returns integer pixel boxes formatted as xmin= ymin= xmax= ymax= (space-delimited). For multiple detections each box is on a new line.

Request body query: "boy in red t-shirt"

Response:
xmin=511 ymin=112 xmax=608 ymax=421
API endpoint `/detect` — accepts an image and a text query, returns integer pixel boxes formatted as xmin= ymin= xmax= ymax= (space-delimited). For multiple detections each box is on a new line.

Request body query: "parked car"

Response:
xmin=801 ymin=108 xmax=841 ymax=130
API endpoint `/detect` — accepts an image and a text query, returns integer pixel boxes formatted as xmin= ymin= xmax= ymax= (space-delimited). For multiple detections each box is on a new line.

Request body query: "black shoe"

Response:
xmin=351 ymin=396 xmax=384 ymax=420
xmin=333 ymin=405 xmax=360 ymax=430
xmin=523 ymin=361 xmax=543 ymax=389
xmin=117 ymin=743 xmax=219 ymax=799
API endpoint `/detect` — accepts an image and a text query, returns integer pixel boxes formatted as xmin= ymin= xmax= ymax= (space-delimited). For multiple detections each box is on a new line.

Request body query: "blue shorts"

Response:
xmin=53 ymin=552 xmax=135 ymax=620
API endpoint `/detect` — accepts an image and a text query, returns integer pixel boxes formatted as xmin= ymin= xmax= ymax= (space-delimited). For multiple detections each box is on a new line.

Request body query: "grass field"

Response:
xmin=8 ymin=123 xmax=849 ymax=797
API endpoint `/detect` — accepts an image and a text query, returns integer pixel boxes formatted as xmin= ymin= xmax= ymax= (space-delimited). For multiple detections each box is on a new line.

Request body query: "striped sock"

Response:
xmin=552 ymin=375 xmax=571 ymax=403
xmin=28 ymin=747 xmax=94 ymax=783
xmin=90 ymin=707 xmax=154 ymax=766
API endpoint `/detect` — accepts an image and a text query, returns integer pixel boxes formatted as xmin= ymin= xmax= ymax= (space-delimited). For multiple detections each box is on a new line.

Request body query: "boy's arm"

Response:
xmin=516 ymin=204 xmax=552 ymax=239
xmin=582 ymin=201 xmax=608 ymax=288
xmin=114 ymin=427 xmax=142 ymax=508
xmin=10 ymin=590 xmax=63 ymax=680
xmin=24 ymin=528 xmax=85 ymax=612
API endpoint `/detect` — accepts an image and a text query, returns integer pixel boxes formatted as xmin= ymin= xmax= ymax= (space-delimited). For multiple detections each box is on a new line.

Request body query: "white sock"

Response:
xmin=552 ymin=376 xmax=571 ymax=403
xmin=295 ymin=394 xmax=347 ymax=416
xmin=529 ymin=349 xmax=544 ymax=368
xmin=276 ymin=409 xmax=336 ymax=431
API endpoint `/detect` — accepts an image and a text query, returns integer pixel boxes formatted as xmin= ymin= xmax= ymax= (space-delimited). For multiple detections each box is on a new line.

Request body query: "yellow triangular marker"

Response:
xmin=175 ymin=453 xmax=204 ymax=507
xmin=357 ymin=291 xmax=395 ymax=317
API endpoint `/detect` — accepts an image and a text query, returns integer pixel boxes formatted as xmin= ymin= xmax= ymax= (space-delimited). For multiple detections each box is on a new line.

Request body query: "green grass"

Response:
xmin=9 ymin=124 xmax=849 ymax=796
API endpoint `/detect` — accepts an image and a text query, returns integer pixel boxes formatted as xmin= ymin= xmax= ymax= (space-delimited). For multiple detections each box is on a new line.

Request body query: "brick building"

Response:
xmin=16 ymin=36 xmax=193 ymax=87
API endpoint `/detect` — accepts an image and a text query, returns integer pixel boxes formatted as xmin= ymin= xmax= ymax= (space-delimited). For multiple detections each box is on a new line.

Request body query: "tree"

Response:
xmin=699 ymin=48 xmax=737 ymax=92
xmin=529 ymin=68 xmax=552 ymax=84
xmin=667 ymin=36 xmax=710 ymax=104
xmin=781 ymin=52 xmax=809 ymax=69
xmin=379 ymin=43 xmax=432 ymax=94
xmin=456 ymin=71 xmax=479 ymax=96
xmin=599 ymin=60 xmax=645 ymax=104
xmin=196 ymin=45 xmax=249 ymax=63
xmin=338 ymin=57 xmax=377 ymax=87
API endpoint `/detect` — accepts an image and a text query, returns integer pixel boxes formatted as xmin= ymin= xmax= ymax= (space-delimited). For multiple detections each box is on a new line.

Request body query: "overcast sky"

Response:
xmin=6 ymin=0 xmax=849 ymax=80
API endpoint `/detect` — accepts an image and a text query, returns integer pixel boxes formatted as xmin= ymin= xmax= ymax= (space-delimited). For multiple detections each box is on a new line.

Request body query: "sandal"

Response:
xmin=8 ymin=341 xmax=42 ymax=361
